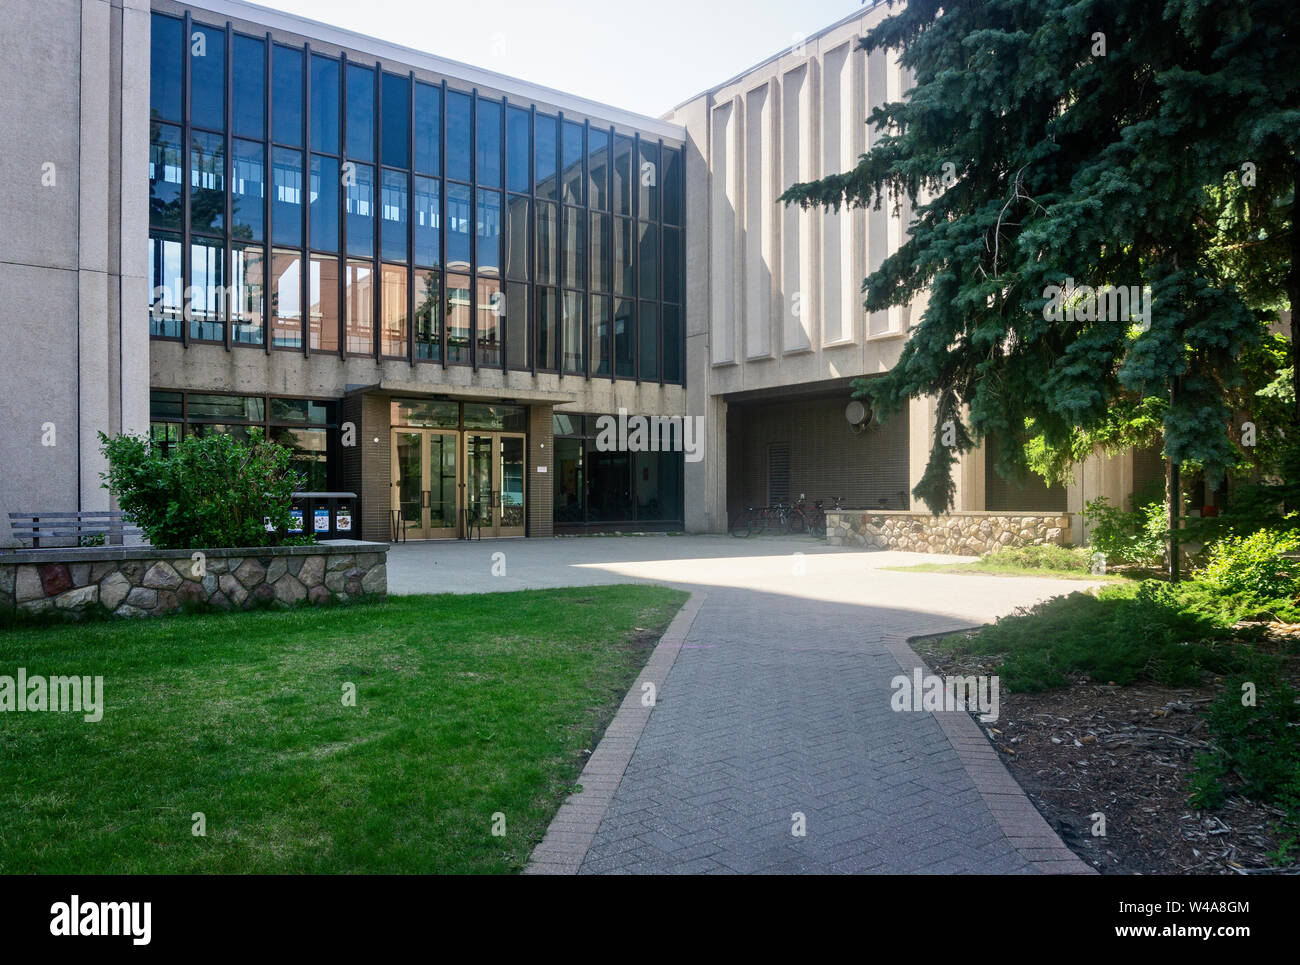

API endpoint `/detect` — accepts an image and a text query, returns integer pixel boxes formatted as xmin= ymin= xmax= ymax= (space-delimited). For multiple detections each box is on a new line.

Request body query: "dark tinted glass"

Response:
xmin=414 ymin=176 xmax=440 ymax=268
xmin=445 ymin=90 xmax=471 ymax=182
xmin=150 ymin=14 xmax=183 ymax=122
xmin=506 ymin=196 xmax=529 ymax=281
xmin=638 ymin=302 xmax=659 ymax=380
xmin=590 ymin=213 xmax=611 ymax=292
xmin=536 ymin=287 xmax=559 ymax=369
xmin=590 ymin=295 xmax=610 ymax=376
xmin=271 ymin=147 xmax=303 ymax=246
xmin=663 ymin=226 xmax=681 ymax=302
xmin=638 ymin=222 xmax=658 ymax=298
xmin=189 ymin=24 xmax=225 ymax=131
xmin=190 ymin=131 xmax=226 ymax=234
xmin=562 ymin=121 xmax=584 ymax=204
xmin=536 ymin=201 xmax=558 ymax=285
xmin=414 ymin=82 xmax=441 ymax=174
xmin=310 ymin=154 xmax=339 ymax=252
xmin=563 ymin=207 xmax=585 ymax=289
xmin=662 ymin=303 xmax=681 ymax=383
xmin=310 ymin=55 xmax=339 ymax=153
xmin=381 ymin=169 xmax=408 ymax=263
xmin=272 ymin=45 xmax=303 ymax=146
xmin=345 ymin=161 xmax=375 ymax=258
xmin=447 ymin=183 xmax=471 ymax=268
xmin=588 ymin=128 xmax=609 ymax=210
xmin=638 ymin=141 xmax=659 ymax=220
xmin=506 ymin=106 xmax=530 ymax=193
xmin=534 ymin=114 xmax=558 ymax=199
xmin=231 ymin=138 xmax=265 ymax=241
xmin=232 ymin=35 xmax=265 ymax=138
xmin=614 ymin=298 xmax=634 ymax=377
xmin=663 ymin=146 xmax=683 ymax=225
xmin=613 ymin=217 xmax=634 ymax=296
xmin=346 ymin=64 xmax=375 ymax=161
xmin=149 ymin=123 xmax=184 ymax=229
xmin=476 ymin=99 xmax=502 ymax=186
xmin=382 ymin=73 xmax=410 ymax=168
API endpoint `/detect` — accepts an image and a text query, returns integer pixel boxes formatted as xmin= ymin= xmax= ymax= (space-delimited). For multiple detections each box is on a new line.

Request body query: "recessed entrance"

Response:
xmin=391 ymin=428 xmax=527 ymax=539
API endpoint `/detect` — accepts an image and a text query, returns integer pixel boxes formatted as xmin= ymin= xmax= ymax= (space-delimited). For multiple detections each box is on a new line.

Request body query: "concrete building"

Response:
xmin=1 ymin=0 xmax=1156 ymax=549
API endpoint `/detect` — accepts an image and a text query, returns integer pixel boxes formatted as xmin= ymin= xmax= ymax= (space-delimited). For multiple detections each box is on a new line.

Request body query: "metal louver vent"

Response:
xmin=768 ymin=443 xmax=790 ymax=503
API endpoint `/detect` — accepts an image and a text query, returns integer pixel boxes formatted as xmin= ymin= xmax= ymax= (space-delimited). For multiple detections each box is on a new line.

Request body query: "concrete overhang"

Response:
xmin=345 ymin=380 xmax=579 ymax=407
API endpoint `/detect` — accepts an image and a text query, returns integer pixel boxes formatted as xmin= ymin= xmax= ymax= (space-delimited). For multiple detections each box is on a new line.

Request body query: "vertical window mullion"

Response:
xmin=657 ymin=138 xmax=664 ymax=384
xmin=500 ymin=99 xmax=509 ymax=372
xmin=440 ymin=79 xmax=448 ymax=369
xmin=528 ymin=105 xmax=536 ymax=376
xmin=301 ymin=43 xmax=311 ymax=357
xmin=223 ymin=22 xmax=233 ymax=352
xmin=407 ymin=70 xmax=416 ymax=367
xmin=469 ymin=89 xmax=478 ymax=371
xmin=338 ymin=50 xmax=347 ymax=360
xmin=372 ymin=61 xmax=382 ymax=364
xmin=556 ymin=110 xmax=564 ymax=380
xmin=181 ymin=10 xmax=192 ymax=349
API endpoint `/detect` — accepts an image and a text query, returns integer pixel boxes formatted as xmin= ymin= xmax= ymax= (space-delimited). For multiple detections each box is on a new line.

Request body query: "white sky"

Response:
xmin=247 ymin=0 xmax=866 ymax=117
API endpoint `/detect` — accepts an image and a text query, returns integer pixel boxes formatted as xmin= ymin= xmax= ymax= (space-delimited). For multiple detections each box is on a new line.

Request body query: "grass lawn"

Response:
xmin=0 ymin=585 xmax=686 ymax=874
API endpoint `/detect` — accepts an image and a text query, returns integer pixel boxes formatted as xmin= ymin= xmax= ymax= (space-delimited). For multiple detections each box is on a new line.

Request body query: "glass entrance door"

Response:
xmin=464 ymin=432 xmax=527 ymax=537
xmin=390 ymin=429 xmax=459 ymax=539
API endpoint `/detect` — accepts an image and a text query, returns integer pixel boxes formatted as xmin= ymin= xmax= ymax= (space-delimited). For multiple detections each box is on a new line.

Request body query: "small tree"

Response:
xmin=100 ymin=428 xmax=300 ymax=549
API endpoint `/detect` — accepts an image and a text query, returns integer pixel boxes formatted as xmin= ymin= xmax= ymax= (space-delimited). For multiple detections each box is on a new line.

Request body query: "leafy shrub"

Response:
xmin=1191 ymin=676 xmax=1300 ymax=846
xmin=942 ymin=581 xmax=1262 ymax=692
xmin=1198 ymin=528 xmax=1300 ymax=610
xmin=983 ymin=544 xmax=1090 ymax=572
xmin=100 ymin=428 xmax=299 ymax=549
xmin=1084 ymin=494 xmax=1167 ymax=567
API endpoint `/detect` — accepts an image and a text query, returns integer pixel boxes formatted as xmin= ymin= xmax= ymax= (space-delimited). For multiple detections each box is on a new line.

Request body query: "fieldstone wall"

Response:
xmin=0 ymin=541 xmax=388 ymax=619
xmin=826 ymin=511 xmax=1072 ymax=556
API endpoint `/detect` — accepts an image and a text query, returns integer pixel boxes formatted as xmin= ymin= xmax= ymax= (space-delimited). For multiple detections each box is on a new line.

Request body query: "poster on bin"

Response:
xmin=289 ymin=508 xmax=304 ymax=534
xmin=314 ymin=508 xmax=331 ymax=533
xmin=336 ymin=510 xmax=352 ymax=533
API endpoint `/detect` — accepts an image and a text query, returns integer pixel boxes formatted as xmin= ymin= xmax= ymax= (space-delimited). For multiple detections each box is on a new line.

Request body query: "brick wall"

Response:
xmin=528 ymin=404 xmax=554 ymax=537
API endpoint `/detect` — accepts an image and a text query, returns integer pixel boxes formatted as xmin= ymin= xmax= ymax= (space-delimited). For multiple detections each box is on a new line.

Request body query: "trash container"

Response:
xmin=291 ymin=492 xmax=357 ymax=541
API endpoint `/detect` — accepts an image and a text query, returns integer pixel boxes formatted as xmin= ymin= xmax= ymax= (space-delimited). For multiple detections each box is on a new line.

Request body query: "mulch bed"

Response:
xmin=914 ymin=629 xmax=1300 ymax=875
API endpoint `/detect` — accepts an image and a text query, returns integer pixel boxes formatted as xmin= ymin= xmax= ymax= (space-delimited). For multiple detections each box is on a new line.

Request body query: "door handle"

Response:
xmin=422 ymin=490 xmax=430 ymax=508
xmin=492 ymin=490 xmax=500 ymax=508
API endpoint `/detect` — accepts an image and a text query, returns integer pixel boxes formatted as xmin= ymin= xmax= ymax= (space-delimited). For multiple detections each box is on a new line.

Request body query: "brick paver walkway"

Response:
xmin=387 ymin=535 xmax=1093 ymax=874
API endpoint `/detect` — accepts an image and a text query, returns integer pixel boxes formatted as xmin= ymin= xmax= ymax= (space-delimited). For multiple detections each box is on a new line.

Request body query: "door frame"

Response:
xmin=463 ymin=430 xmax=527 ymax=538
xmin=390 ymin=428 xmax=461 ymax=540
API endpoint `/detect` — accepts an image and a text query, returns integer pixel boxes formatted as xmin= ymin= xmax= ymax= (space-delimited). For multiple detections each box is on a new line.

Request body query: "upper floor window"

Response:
xmin=150 ymin=14 xmax=183 ymax=122
xmin=346 ymin=64 xmax=375 ymax=161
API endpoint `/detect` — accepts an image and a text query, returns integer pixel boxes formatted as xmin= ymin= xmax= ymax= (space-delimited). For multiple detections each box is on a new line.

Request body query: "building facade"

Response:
xmin=1 ymin=0 xmax=1152 ymax=548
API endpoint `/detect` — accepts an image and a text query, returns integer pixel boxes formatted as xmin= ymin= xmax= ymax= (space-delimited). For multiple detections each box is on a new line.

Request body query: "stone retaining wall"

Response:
xmin=0 ymin=541 xmax=388 ymax=619
xmin=826 ymin=511 xmax=1072 ymax=556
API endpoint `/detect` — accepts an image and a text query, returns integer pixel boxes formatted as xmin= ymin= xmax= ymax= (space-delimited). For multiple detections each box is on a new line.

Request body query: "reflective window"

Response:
xmin=536 ymin=201 xmax=558 ymax=285
xmin=150 ymin=14 xmax=183 ymax=122
xmin=381 ymin=263 xmax=408 ymax=357
xmin=271 ymin=147 xmax=303 ymax=247
xmin=231 ymin=139 xmax=265 ymax=242
xmin=382 ymin=73 xmax=410 ymax=168
xmin=310 ymin=54 xmax=339 ymax=154
xmin=272 ymin=45 xmax=303 ymax=146
xmin=612 ymin=135 xmax=633 ymax=216
xmin=188 ymin=394 xmax=264 ymax=421
xmin=414 ymin=82 xmax=441 ymax=174
xmin=414 ymin=269 xmax=441 ymax=359
xmin=149 ymin=123 xmax=184 ymax=229
xmin=346 ymin=64 xmax=375 ymax=161
xmin=446 ymin=90 xmax=472 ymax=182
xmin=148 ymin=231 xmax=183 ymax=337
xmin=563 ymin=290 xmax=583 ymax=374
xmin=447 ymin=183 xmax=471 ymax=269
xmin=309 ymin=254 xmax=339 ymax=352
xmin=638 ymin=141 xmax=659 ymax=220
xmin=590 ymin=213 xmax=611 ymax=292
xmin=232 ymin=243 xmax=264 ymax=344
xmin=477 ymin=189 xmax=501 ymax=276
xmin=590 ymin=295 xmax=610 ymax=376
xmin=381 ymin=169 xmax=409 ymax=263
xmin=663 ymin=146 xmax=683 ymax=226
xmin=506 ymin=196 xmax=530 ymax=281
xmin=232 ymin=35 xmax=265 ymax=139
xmin=638 ymin=302 xmax=659 ymax=381
xmin=563 ymin=206 xmax=585 ymax=289
xmin=614 ymin=298 xmax=634 ymax=377
xmin=477 ymin=98 xmax=502 ymax=186
xmin=506 ymin=106 xmax=530 ymax=193
xmin=190 ymin=131 xmax=226 ymax=235
xmin=562 ymin=121 xmax=584 ymax=205
xmin=344 ymin=259 xmax=373 ymax=353
xmin=309 ymin=154 xmax=339 ymax=252
xmin=270 ymin=248 xmax=302 ymax=349
xmin=535 ymin=286 xmax=559 ymax=370
xmin=188 ymin=241 xmax=225 ymax=337
xmin=477 ymin=276 xmax=502 ymax=366
xmin=413 ymin=176 xmax=441 ymax=268
xmin=638 ymin=222 xmax=658 ymax=298
xmin=189 ymin=24 xmax=225 ymax=131
xmin=662 ymin=303 xmax=681 ymax=383
xmin=534 ymin=114 xmax=558 ymax=200
xmin=588 ymin=128 xmax=609 ymax=210
xmin=345 ymin=161 xmax=375 ymax=258
xmin=613 ymin=217 xmax=634 ymax=297
xmin=446 ymin=272 xmax=471 ymax=363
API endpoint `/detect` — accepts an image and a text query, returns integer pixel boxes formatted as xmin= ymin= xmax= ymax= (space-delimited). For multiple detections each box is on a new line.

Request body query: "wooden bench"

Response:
xmin=7 ymin=512 xmax=142 ymax=549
